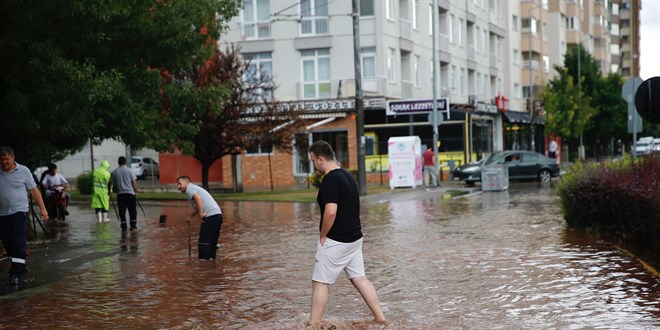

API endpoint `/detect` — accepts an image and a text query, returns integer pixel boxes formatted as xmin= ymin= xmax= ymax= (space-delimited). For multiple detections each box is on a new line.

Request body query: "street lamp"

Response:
xmin=527 ymin=2 xmax=543 ymax=152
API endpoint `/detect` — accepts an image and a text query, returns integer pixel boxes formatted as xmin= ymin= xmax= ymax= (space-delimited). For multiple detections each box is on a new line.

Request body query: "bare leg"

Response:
xmin=310 ymin=281 xmax=329 ymax=324
xmin=350 ymin=276 xmax=386 ymax=322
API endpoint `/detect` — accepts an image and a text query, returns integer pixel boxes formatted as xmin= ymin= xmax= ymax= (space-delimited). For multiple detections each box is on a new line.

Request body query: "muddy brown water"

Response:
xmin=0 ymin=183 xmax=658 ymax=329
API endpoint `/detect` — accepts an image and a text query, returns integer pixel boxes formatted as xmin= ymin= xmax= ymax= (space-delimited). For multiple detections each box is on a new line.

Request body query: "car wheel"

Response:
xmin=538 ymin=169 xmax=552 ymax=182
xmin=141 ymin=171 xmax=148 ymax=180
xmin=465 ymin=181 xmax=476 ymax=187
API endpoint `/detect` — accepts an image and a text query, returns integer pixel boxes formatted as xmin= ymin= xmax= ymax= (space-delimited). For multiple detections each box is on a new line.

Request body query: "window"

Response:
xmin=450 ymin=65 xmax=456 ymax=93
xmin=361 ymin=47 xmax=377 ymax=91
xmin=386 ymin=0 xmax=395 ymax=19
xmin=566 ymin=16 xmax=578 ymax=30
xmin=243 ymin=52 xmax=273 ymax=101
xmin=414 ymin=55 xmax=421 ymax=87
xmin=449 ymin=14 xmax=455 ymax=43
xmin=515 ymin=83 xmax=521 ymax=99
xmin=301 ymin=49 xmax=331 ymax=99
xmin=543 ymin=55 xmax=550 ymax=73
xmin=387 ymin=48 xmax=396 ymax=82
xmin=460 ymin=68 xmax=465 ymax=95
xmin=512 ymin=15 xmax=518 ymax=31
xmin=243 ymin=0 xmax=270 ymax=39
xmin=413 ymin=0 xmax=419 ymax=29
xmin=429 ymin=4 xmax=433 ymax=35
xmin=246 ymin=139 xmax=273 ymax=154
xmin=522 ymin=17 xmax=537 ymax=34
xmin=300 ymin=0 xmax=328 ymax=35
xmin=360 ymin=0 xmax=374 ymax=16
xmin=458 ymin=18 xmax=464 ymax=46
xmin=475 ymin=27 xmax=481 ymax=53
xmin=513 ymin=49 xmax=519 ymax=65
xmin=476 ymin=72 xmax=481 ymax=96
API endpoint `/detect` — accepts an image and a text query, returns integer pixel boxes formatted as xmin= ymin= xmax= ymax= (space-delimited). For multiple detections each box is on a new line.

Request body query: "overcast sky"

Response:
xmin=640 ymin=0 xmax=659 ymax=79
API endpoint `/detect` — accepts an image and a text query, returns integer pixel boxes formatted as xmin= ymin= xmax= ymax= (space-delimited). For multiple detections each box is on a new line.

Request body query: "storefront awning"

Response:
xmin=504 ymin=111 xmax=545 ymax=125
xmin=504 ymin=111 xmax=531 ymax=124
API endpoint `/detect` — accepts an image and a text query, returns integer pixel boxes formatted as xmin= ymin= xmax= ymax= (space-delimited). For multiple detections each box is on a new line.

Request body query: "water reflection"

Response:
xmin=0 ymin=184 xmax=657 ymax=329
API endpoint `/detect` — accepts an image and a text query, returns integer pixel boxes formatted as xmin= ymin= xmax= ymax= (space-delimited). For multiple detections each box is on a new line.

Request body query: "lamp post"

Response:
xmin=527 ymin=2 xmax=542 ymax=152
xmin=431 ymin=0 xmax=439 ymax=177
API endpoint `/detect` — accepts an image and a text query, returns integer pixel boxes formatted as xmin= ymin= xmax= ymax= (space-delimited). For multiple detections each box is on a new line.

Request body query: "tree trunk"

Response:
xmin=231 ymin=154 xmax=243 ymax=193
xmin=268 ymin=152 xmax=274 ymax=191
xmin=201 ymin=162 xmax=211 ymax=191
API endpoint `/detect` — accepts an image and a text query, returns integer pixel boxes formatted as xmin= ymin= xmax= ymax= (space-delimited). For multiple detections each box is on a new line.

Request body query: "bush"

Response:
xmin=77 ymin=172 xmax=93 ymax=195
xmin=557 ymin=155 xmax=660 ymax=266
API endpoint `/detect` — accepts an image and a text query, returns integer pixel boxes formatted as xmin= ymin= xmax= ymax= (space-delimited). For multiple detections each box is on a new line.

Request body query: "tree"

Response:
xmin=585 ymin=73 xmax=628 ymax=150
xmin=165 ymin=46 xmax=303 ymax=190
xmin=544 ymin=68 xmax=596 ymax=139
xmin=0 ymin=1 xmax=240 ymax=166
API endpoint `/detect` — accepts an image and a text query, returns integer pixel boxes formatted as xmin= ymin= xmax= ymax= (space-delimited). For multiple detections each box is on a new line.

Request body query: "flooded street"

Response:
xmin=0 ymin=183 xmax=658 ymax=329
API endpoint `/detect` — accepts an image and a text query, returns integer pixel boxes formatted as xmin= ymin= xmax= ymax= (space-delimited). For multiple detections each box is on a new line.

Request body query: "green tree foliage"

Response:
xmin=544 ymin=45 xmax=626 ymax=149
xmin=587 ymin=73 xmax=627 ymax=142
xmin=545 ymin=68 xmax=596 ymax=139
xmin=0 ymin=0 xmax=240 ymax=166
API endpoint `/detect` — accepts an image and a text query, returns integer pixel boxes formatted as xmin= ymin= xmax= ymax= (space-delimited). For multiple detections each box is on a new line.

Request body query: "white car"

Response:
xmin=654 ymin=138 xmax=660 ymax=153
xmin=131 ymin=156 xmax=159 ymax=179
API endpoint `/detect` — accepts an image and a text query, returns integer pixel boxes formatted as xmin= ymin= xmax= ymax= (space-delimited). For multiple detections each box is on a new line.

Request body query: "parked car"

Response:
xmin=131 ymin=156 xmax=159 ymax=179
xmin=653 ymin=138 xmax=660 ymax=153
xmin=453 ymin=150 xmax=560 ymax=185
xmin=634 ymin=136 xmax=655 ymax=156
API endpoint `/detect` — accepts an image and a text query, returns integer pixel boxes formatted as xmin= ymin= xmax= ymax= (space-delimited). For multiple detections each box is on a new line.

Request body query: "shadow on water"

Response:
xmin=0 ymin=183 xmax=658 ymax=329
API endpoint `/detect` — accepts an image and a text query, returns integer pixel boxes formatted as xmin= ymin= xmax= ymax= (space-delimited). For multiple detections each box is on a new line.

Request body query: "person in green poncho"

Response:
xmin=91 ymin=160 xmax=111 ymax=223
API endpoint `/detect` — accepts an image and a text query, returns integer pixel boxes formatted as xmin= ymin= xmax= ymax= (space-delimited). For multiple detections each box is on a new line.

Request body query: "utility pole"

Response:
xmin=431 ymin=0 xmax=439 ymax=177
xmin=352 ymin=0 xmax=366 ymax=195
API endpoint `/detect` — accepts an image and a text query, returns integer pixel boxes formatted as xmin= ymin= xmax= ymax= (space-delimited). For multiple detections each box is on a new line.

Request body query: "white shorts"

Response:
xmin=312 ymin=237 xmax=365 ymax=284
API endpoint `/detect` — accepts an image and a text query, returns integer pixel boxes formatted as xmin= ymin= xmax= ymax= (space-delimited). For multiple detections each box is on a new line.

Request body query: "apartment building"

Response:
xmin=618 ymin=0 xmax=641 ymax=77
xmin=210 ymin=0 xmax=516 ymax=188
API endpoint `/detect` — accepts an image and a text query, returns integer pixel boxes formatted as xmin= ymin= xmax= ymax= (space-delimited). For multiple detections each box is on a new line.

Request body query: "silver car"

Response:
xmin=131 ymin=156 xmax=159 ymax=179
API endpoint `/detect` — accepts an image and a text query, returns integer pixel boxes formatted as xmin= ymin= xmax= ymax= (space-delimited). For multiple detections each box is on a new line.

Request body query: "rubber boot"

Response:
xmin=97 ymin=212 xmax=103 ymax=223
xmin=103 ymin=212 xmax=110 ymax=222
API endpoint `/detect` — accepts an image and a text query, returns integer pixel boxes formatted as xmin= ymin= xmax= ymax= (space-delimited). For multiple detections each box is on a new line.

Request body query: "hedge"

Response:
xmin=557 ymin=155 xmax=660 ymax=267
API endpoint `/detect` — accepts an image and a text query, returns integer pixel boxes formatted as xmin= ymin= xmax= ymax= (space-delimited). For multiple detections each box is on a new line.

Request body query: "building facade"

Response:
xmin=156 ymin=0 xmax=640 ymax=189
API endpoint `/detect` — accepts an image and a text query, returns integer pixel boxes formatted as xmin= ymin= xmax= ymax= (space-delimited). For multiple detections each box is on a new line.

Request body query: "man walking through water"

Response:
xmin=177 ymin=176 xmax=222 ymax=260
xmin=307 ymin=140 xmax=386 ymax=325
xmin=109 ymin=156 xmax=138 ymax=231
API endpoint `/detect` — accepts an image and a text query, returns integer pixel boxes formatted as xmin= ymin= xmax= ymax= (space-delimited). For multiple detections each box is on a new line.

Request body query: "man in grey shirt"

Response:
xmin=177 ymin=175 xmax=222 ymax=260
xmin=0 ymin=146 xmax=49 ymax=285
xmin=109 ymin=156 xmax=138 ymax=231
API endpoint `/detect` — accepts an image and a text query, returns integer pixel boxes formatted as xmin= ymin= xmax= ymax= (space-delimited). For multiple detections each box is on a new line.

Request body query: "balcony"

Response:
xmin=402 ymin=80 xmax=413 ymax=99
xmin=523 ymin=60 xmax=541 ymax=71
xmin=242 ymin=21 xmax=271 ymax=39
xmin=400 ymin=18 xmax=412 ymax=40
xmin=296 ymin=78 xmax=388 ymax=100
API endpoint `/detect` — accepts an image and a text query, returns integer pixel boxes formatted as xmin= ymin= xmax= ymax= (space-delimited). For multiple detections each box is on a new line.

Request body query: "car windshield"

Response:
xmin=483 ymin=153 xmax=504 ymax=166
xmin=131 ymin=157 xmax=141 ymax=164
xmin=637 ymin=143 xmax=649 ymax=148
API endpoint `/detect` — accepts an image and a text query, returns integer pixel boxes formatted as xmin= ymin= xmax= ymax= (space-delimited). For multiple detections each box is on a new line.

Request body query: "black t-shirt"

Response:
xmin=317 ymin=168 xmax=363 ymax=243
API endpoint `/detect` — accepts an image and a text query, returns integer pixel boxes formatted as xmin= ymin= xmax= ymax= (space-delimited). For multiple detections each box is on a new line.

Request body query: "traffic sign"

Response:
xmin=622 ymin=77 xmax=643 ymax=134
xmin=634 ymin=76 xmax=660 ymax=124
xmin=427 ymin=112 xmax=443 ymax=126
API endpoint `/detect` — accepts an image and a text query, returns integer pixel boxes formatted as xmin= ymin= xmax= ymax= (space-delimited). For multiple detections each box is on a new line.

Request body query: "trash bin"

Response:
xmin=481 ymin=165 xmax=509 ymax=191
xmin=448 ymin=160 xmax=456 ymax=181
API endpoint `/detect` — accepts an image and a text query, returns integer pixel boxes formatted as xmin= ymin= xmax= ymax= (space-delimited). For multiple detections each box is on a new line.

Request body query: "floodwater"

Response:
xmin=0 ymin=183 xmax=658 ymax=329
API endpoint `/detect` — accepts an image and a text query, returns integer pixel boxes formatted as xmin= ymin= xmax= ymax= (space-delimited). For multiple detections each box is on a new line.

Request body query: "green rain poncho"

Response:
xmin=90 ymin=160 xmax=111 ymax=210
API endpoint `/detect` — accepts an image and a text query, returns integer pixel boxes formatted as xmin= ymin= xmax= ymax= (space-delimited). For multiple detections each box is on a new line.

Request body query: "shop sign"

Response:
xmin=386 ymin=98 xmax=449 ymax=116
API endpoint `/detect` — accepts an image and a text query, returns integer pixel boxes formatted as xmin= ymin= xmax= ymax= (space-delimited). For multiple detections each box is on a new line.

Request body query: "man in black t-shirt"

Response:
xmin=307 ymin=140 xmax=386 ymax=325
